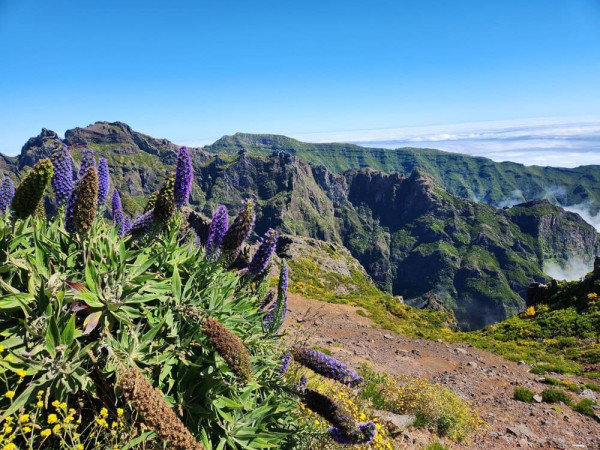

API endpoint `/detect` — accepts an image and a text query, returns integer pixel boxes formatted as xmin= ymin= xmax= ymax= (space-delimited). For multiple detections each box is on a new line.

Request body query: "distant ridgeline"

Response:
xmin=3 ymin=121 xmax=600 ymax=330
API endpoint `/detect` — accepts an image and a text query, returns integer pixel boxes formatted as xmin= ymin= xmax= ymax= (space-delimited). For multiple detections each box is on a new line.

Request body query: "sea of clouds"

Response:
xmin=293 ymin=116 xmax=600 ymax=168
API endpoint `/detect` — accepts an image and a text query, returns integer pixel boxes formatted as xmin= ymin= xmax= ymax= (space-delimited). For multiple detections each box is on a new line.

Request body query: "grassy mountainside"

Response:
xmin=206 ymin=133 xmax=600 ymax=209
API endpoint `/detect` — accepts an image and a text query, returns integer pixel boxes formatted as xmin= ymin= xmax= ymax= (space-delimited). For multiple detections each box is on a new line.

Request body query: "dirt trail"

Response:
xmin=282 ymin=293 xmax=600 ymax=449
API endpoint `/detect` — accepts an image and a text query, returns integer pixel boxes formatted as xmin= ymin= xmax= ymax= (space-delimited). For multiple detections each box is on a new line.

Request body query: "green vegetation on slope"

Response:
xmin=205 ymin=133 xmax=600 ymax=210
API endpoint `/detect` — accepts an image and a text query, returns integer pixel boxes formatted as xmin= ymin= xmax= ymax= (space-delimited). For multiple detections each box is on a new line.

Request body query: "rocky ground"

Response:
xmin=282 ymin=294 xmax=600 ymax=449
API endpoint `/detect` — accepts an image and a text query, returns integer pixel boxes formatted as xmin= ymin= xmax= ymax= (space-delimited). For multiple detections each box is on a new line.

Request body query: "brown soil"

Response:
xmin=283 ymin=293 xmax=600 ymax=449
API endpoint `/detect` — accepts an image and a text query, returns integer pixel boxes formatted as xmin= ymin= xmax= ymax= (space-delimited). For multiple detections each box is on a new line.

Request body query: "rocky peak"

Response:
xmin=19 ymin=128 xmax=60 ymax=169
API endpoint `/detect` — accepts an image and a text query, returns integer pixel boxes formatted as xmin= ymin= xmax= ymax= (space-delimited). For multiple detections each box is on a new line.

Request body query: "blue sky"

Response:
xmin=1 ymin=0 xmax=600 ymax=163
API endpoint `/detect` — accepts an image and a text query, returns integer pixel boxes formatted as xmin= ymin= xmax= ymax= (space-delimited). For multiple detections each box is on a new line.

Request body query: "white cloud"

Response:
xmin=543 ymin=259 xmax=592 ymax=281
xmin=290 ymin=116 xmax=600 ymax=168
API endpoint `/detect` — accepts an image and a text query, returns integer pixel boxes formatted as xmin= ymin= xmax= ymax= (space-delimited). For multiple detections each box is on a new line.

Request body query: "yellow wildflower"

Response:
xmin=36 ymin=401 xmax=44 ymax=408
xmin=4 ymin=391 xmax=15 ymax=399
xmin=37 ymin=390 xmax=44 ymax=397
xmin=313 ymin=419 xmax=320 ymax=426
xmin=22 ymin=426 xmax=31 ymax=433
xmin=59 ymin=402 xmax=67 ymax=409
xmin=19 ymin=414 xmax=29 ymax=423
xmin=64 ymin=416 xmax=74 ymax=424
xmin=117 ymin=408 xmax=124 ymax=416
xmin=4 ymin=443 xmax=17 ymax=450
xmin=40 ymin=428 xmax=51 ymax=437
xmin=76 ymin=445 xmax=84 ymax=450
xmin=47 ymin=413 xmax=58 ymax=424
xmin=52 ymin=400 xmax=60 ymax=407
xmin=52 ymin=424 xmax=61 ymax=433
xmin=0 ymin=345 xmax=3 ymax=352
xmin=69 ymin=408 xmax=76 ymax=414
xmin=100 ymin=407 xmax=108 ymax=417
xmin=4 ymin=425 xmax=13 ymax=433
xmin=15 ymin=369 xmax=26 ymax=377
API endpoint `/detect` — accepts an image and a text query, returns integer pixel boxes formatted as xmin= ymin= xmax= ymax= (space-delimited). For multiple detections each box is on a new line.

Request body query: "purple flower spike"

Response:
xmin=0 ymin=177 xmax=15 ymax=214
xmin=97 ymin=158 xmax=110 ymax=206
xmin=329 ymin=422 xmax=376 ymax=445
xmin=50 ymin=142 xmax=73 ymax=206
xmin=78 ymin=148 xmax=96 ymax=179
xmin=64 ymin=189 xmax=78 ymax=233
xmin=263 ymin=263 xmax=288 ymax=333
xmin=206 ymin=205 xmax=229 ymax=254
xmin=291 ymin=346 xmax=363 ymax=388
xmin=112 ymin=190 xmax=123 ymax=225
xmin=259 ymin=289 xmax=275 ymax=310
xmin=278 ymin=353 xmax=291 ymax=375
xmin=174 ymin=146 xmax=193 ymax=207
xmin=129 ymin=209 xmax=154 ymax=234
xmin=119 ymin=216 xmax=132 ymax=236
xmin=248 ymin=229 xmax=278 ymax=276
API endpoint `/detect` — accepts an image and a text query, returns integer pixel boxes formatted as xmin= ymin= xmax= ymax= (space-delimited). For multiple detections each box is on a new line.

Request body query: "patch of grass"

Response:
xmin=573 ymin=398 xmax=598 ymax=417
xmin=542 ymin=377 xmax=580 ymax=393
xmin=513 ymin=386 xmax=535 ymax=403
xmin=541 ymin=388 xmax=573 ymax=405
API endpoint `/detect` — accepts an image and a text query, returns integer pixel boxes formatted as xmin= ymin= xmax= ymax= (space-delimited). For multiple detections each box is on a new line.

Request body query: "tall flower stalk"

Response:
xmin=50 ymin=142 xmax=73 ymax=206
xmin=174 ymin=146 xmax=193 ymax=207
xmin=11 ymin=159 xmax=54 ymax=220
xmin=263 ymin=263 xmax=288 ymax=333
xmin=202 ymin=318 xmax=252 ymax=382
xmin=291 ymin=346 xmax=363 ymax=388
xmin=154 ymin=173 xmax=175 ymax=224
xmin=112 ymin=190 xmax=123 ymax=226
xmin=97 ymin=157 xmax=110 ymax=207
xmin=0 ymin=177 xmax=15 ymax=214
xmin=78 ymin=148 xmax=96 ymax=179
xmin=221 ymin=199 xmax=255 ymax=262
xmin=248 ymin=228 xmax=278 ymax=276
xmin=206 ymin=205 xmax=229 ymax=254
xmin=72 ymin=166 xmax=99 ymax=234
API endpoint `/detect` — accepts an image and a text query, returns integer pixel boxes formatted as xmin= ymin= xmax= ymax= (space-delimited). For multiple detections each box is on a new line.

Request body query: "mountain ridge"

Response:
xmin=3 ymin=121 xmax=600 ymax=329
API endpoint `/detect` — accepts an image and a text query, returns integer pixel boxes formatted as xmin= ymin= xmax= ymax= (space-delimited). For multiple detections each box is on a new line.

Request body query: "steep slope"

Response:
xmin=206 ymin=133 xmax=600 ymax=209
xmin=3 ymin=122 xmax=600 ymax=330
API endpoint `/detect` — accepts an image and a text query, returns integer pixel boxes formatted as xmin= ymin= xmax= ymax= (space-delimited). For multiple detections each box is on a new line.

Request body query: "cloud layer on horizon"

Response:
xmin=291 ymin=116 xmax=600 ymax=168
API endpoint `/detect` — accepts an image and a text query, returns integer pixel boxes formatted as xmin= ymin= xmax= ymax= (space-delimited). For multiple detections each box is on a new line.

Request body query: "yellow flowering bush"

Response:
xmin=359 ymin=366 xmax=485 ymax=443
xmin=524 ymin=306 xmax=536 ymax=317
xmin=0 ymin=385 xmax=131 ymax=449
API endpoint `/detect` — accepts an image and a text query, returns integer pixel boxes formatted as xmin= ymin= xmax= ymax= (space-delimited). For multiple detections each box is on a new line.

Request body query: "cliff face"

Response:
xmin=3 ymin=122 xmax=600 ymax=330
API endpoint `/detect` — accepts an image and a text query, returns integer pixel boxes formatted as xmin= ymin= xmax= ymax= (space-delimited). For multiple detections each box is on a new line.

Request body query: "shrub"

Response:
xmin=513 ymin=386 xmax=535 ymax=403
xmin=541 ymin=388 xmax=573 ymax=405
xmin=358 ymin=365 xmax=483 ymax=443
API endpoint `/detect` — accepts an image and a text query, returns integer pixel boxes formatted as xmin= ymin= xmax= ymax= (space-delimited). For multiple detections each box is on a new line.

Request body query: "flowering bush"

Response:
xmin=0 ymin=159 xmax=315 ymax=448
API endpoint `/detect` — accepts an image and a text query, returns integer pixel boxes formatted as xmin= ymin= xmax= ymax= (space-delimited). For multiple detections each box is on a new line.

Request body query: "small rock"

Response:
xmin=373 ymin=410 xmax=416 ymax=432
xmin=467 ymin=361 xmax=478 ymax=368
xmin=533 ymin=395 xmax=543 ymax=403
xmin=506 ymin=424 xmax=539 ymax=442
xmin=455 ymin=348 xmax=468 ymax=355
xmin=580 ymin=389 xmax=596 ymax=401
xmin=383 ymin=334 xmax=394 ymax=340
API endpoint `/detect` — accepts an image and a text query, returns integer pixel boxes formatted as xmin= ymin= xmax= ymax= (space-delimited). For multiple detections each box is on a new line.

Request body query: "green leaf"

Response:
xmin=61 ymin=315 xmax=76 ymax=346
xmin=171 ymin=264 xmax=181 ymax=304
xmin=85 ymin=263 xmax=98 ymax=294
xmin=73 ymin=291 xmax=104 ymax=308
xmin=45 ymin=316 xmax=60 ymax=357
